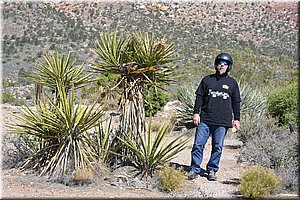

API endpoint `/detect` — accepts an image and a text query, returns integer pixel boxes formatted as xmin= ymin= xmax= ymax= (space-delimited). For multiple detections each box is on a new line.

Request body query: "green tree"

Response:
xmin=144 ymin=86 xmax=169 ymax=117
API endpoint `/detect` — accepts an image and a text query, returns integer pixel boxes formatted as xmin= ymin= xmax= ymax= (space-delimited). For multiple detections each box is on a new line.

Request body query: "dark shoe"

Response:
xmin=207 ymin=170 xmax=217 ymax=181
xmin=188 ymin=171 xmax=198 ymax=180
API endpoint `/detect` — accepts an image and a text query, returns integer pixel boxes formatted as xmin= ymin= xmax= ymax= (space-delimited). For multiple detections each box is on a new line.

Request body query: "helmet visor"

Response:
xmin=216 ymin=60 xmax=229 ymax=65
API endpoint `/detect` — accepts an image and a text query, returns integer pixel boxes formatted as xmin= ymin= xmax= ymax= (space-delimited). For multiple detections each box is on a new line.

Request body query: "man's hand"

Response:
xmin=193 ymin=114 xmax=200 ymax=126
xmin=233 ymin=120 xmax=240 ymax=131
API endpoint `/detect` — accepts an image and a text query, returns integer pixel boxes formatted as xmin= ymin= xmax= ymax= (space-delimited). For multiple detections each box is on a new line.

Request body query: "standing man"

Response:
xmin=188 ymin=53 xmax=241 ymax=181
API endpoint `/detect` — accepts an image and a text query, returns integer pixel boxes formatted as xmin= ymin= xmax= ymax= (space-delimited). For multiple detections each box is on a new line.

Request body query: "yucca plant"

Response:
xmin=8 ymin=85 xmax=105 ymax=177
xmin=91 ymin=30 xmax=179 ymax=164
xmin=239 ymin=81 xmax=267 ymax=119
xmin=30 ymin=51 xmax=91 ymax=103
xmin=8 ymin=51 xmax=103 ymax=178
xmin=115 ymin=120 xmax=189 ymax=179
xmin=92 ymin=31 xmax=178 ymax=134
xmin=175 ymin=83 xmax=198 ymax=129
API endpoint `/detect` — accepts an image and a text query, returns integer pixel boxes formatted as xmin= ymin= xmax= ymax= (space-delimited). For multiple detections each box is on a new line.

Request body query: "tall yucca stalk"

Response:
xmin=91 ymin=31 xmax=179 ymax=164
xmin=30 ymin=51 xmax=91 ymax=102
xmin=8 ymin=85 xmax=105 ymax=177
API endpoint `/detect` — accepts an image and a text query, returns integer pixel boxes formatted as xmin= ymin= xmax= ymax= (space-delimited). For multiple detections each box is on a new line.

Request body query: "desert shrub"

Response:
xmin=267 ymin=81 xmax=298 ymax=125
xmin=79 ymin=83 xmax=119 ymax=110
xmin=157 ymin=163 xmax=186 ymax=192
xmin=144 ymin=86 xmax=170 ymax=117
xmin=2 ymin=91 xmax=17 ymax=104
xmin=240 ymin=165 xmax=282 ymax=198
xmin=94 ymin=72 xmax=121 ymax=101
xmin=238 ymin=114 xmax=279 ymax=144
xmin=239 ymin=115 xmax=298 ymax=192
xmin=17 ymin=67 xmax=33 ymax=86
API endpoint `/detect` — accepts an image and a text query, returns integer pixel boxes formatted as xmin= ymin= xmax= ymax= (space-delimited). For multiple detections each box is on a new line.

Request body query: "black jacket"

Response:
xmin=193 ymin=73 xmax=241 ymax=128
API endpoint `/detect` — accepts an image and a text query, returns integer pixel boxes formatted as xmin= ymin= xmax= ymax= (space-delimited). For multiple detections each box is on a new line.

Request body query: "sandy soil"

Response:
xmin=1 ymin=139 xmax=243 ymax=198
xmin=1 ymin=104 xmax=298 ymax=199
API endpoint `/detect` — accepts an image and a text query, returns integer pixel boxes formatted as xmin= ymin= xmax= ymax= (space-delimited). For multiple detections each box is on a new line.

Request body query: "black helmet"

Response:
xmin=214 ymin=53 xmax=233 ymax=72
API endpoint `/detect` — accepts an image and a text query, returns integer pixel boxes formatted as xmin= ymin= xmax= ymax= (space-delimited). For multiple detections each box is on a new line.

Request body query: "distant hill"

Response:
xmin=2 ymin=1 xmax=298 ymax=78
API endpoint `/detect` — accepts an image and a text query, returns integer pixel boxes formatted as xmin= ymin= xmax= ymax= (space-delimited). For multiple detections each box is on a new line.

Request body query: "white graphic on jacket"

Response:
xmin=208 ymin=89 xmax=229 ymax=99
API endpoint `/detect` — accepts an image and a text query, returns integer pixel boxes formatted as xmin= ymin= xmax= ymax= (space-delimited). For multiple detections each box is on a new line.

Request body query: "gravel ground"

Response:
xmin=1 ymin=104 xmax=298 ymax=199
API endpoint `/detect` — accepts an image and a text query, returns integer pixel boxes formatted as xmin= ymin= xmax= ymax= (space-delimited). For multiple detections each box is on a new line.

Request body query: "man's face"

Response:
xmin=216 ymin=60 xmax=229 ymax=74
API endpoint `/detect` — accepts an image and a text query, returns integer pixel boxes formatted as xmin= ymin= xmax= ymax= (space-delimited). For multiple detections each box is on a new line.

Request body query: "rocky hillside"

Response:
xmin=2 ymin=1 xmax=298 ymax=78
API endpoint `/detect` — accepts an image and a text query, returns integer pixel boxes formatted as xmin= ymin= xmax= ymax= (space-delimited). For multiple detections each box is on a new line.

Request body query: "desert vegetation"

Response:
xmin=7 ymin=30 xmax=189 ymax=189
xmin=2 ymin=1 xmax=298 ymax=198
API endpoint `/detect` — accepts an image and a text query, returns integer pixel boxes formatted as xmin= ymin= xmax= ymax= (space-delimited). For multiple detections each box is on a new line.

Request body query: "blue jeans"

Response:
xmin=190 ymin=122 xmax=228 ymax=174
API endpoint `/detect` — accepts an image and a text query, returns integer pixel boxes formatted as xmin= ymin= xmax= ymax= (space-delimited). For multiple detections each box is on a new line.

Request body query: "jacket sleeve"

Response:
xmin=193 ymin=79 xmax=205 ymax=114
xmin=232 ymin=81 xmax=241 ymax=120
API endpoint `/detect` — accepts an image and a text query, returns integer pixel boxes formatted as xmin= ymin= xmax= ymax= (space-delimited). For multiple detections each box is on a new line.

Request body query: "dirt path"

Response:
xmin=1 ymin=104 xmax=296 ymax=198
xmin=2 ymin=134 xmax=244 ymax=198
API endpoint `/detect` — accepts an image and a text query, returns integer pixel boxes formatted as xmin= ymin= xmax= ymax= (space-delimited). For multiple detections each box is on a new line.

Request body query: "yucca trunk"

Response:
xmin=120 ymin=77 xmax=146 ymax=137
xmin=110 ymin=74 xmax=146 ymax=166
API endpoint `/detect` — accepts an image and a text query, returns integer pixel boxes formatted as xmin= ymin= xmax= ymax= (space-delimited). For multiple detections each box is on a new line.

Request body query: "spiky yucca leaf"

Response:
xmin=94 ymin=116 xmax=120 ymax=165
xmin=115 ymin=121 xmax=189 ymax=178
xmin=30 ymin=51 xmax=91 ymax=92
xmin=92 ymin=31 xmax=129 ymax=72
xmin=91 ymin=30 xmax=179 ymax=88
xmin=8 ymin=85 xmax=105 ymax=177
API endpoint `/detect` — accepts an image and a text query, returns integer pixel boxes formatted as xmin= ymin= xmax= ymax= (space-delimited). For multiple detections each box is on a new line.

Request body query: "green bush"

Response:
xmin=17 ymin=67 xmax=33 ymax=86
xmin=267 ymin=82 xmax=298 ymax=125
xmin=240 ymin=165 xmax=282 ymax=198
xmin=157 ymin=163 xmax=186 ymax=192
xmin=144 ymin=86 xmax=169 ymax=117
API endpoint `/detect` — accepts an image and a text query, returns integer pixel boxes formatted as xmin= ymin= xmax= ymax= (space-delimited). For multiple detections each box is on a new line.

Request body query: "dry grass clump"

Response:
xmin=157 ymin=163 xmax=186 ymax=192
xmin=240 ymin=165 xmax=282 ymax=198
xmin=71 ymin=167 xmax=93 ymax=182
